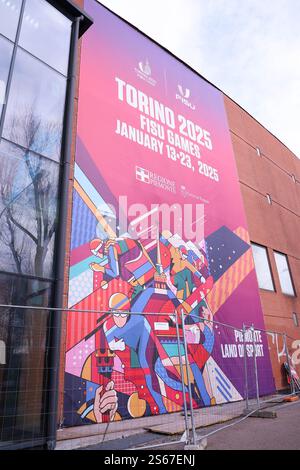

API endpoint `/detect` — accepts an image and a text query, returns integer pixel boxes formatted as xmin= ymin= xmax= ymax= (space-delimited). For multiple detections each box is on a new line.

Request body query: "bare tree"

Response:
xmin=0 ymin=106 xmax=61 ymax=277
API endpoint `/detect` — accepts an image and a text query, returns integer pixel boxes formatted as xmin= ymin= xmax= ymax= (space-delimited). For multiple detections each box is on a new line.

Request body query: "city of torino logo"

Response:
xmin=138 ymin=59 xmax=151 ymax=76
xmin=135 ymin=59 xmax=156 ymax=86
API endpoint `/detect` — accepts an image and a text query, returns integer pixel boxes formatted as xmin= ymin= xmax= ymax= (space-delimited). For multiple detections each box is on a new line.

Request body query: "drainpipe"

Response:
xmin=46 ymin=14 xmax=83 ymax=451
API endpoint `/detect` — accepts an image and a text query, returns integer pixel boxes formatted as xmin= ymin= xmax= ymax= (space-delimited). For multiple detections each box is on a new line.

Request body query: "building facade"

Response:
xmin=225 ymin=95 xmax=300 ymax=389
xmin=0 ymin=0 xmax=299 ymax=450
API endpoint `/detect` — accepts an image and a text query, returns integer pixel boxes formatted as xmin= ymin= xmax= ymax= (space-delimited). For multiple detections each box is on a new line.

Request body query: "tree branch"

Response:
xmin=8 ymin=211 xmax=38 ymax=245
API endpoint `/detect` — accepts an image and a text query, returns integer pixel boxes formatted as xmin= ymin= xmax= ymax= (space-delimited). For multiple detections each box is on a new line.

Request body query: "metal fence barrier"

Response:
xmin=0 ymin=303 xmax=299 ymax=450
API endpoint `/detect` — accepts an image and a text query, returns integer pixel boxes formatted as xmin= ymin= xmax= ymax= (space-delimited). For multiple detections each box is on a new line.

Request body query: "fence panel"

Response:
xmin=1 ymin=304 xmax=299 ymax=450
xmin=0 ymin=304 xmax=54 ymax=449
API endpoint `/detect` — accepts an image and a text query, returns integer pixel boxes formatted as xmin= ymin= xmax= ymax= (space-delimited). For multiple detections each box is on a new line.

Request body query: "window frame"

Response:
xmin=0 ymin=139 xmax=61 ymax=279
xmin=18 ymin=0 xmax=73 ymax=76
xmin=0 ymin=34 xmax=14 ymax=118
xmin=251 ymin=242 xmax=276 ymax=292
xmin=273 ymin=250 xmax=296 ymax=297
xmin=0 ymin=0 xmax=23 ymax=42
xmin=2 ymin=46 xmax=68 ymax=161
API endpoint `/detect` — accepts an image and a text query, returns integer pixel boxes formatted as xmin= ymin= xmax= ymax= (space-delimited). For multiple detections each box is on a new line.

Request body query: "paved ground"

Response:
xmin=80 ymin=399 xmax=300 ymax=451
xmin=207 ymin=400 xmax=300 ymax=450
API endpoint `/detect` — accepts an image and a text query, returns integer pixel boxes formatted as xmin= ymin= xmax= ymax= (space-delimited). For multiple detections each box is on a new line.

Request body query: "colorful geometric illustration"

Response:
xmin=63 ymin=0 xmax=275 ymax=427
xmin=63 ymin=157 xmax=273 ymax=425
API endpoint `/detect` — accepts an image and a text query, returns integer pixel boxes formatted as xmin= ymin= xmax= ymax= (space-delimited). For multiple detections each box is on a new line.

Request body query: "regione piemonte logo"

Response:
xmin=176 ymin=84 xmax=196 ymax=110
xmin=136 ymin=166 xmax=176 ymax=193
xmin=135 ymin=59 xmax=156 ymax=86
xmin=136 ymin=166 xmax=150 ymax=184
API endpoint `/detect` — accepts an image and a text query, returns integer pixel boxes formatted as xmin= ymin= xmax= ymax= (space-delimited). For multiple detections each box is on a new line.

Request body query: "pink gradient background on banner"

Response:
xmin=77 ymin=1 xmax=248 ymax=239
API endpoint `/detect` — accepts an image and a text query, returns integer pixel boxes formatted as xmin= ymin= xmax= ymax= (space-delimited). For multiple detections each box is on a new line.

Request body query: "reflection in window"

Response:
xmin=0 ymin=0 xmax=22 ymax=42
xmin=3 ymin=48 xmax=67 ymax=161
xmin=274 ymin=251 xmax=295 ymax=296
xmin=0 ymin=35 xmax=13 ymax=118
xmin=0 ymin=273 xmax=52 ymax=443
xmin=251 ymin=243 xmax=275 ymax=291
xmin=19 ymin=0 xmax=72 ymax=75
xmin=0 ymin=140 xmax=59 ymax=278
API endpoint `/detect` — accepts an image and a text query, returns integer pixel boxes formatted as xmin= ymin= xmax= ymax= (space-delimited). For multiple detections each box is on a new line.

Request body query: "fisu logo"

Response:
xmin=177 ymin=85 xmax=190 ymax=99
xmin=176 ymin=84 xmax=196 ymax=110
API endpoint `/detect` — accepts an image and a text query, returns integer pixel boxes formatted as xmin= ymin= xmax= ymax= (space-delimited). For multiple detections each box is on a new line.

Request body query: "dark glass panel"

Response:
xmin=0 ymin=273 xmax=53 ymax=446
xmin=19 ymin=0 xmax=72 ymax=75
xmin=3 ymin=48 xmax=67 ymax=161
xmin=0 ymin=0 xmax=22 ymax=42
xmin=0 ymin=140 xmax=60 ymax=278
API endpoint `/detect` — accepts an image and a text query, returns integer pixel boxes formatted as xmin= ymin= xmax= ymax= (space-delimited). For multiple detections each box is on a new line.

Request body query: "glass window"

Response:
xmin=0 ymin=0 xmax=22 ymax=42
xmin=274 ymin=251 xmax=295 ymax=296
xmin=19 ymin=0 xmax=72 ymax=75
xmin=0 ymin=35 xmax=13 ymax=118
xmin=0 ymin=273 xmax=53 ymax=445
xmin=0 ymin=140 xmax=60 ymax=278
xmin=3 ymin=48 xmax=67 ymax=161
xmin=251 ymin=243 xmax=275 ymax=291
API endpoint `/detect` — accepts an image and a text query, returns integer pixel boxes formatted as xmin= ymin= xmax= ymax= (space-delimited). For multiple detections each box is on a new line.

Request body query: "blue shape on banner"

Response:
xmin=205 ymin=226 xmax=249 ymax=282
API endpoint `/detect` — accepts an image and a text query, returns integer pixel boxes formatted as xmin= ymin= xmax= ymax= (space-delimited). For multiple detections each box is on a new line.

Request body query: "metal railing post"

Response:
xmin=242 ymin=323 xmax=249 ymax=410
xmin=47 ymin=15 xmax=83 ymax=451
xmin=175 ymin=311 xmax=190 ymax=444
xmin=251 ymin=324 xmax=260 ymax=409
xmin=180 ymin=309 xmax=197 ymax=445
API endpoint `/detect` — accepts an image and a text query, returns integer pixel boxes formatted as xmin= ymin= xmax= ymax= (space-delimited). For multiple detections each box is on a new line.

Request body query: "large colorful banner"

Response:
xmin=63 ymin=0 xmax=275 ymax=427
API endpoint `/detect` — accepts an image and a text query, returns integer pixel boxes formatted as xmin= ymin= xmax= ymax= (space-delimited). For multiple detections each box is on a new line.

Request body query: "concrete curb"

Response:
xmin=184 ymin=438 xmax=208 ymax=451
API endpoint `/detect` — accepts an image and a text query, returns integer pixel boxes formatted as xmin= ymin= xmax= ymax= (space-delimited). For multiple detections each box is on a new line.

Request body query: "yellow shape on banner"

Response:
xmin=127 ymin=392 xmax=147 ymax=418
xmin=81 ymin=355 xmax=92 ymax=381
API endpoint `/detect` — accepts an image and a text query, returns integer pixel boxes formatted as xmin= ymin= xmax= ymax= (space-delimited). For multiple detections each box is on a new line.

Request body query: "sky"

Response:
xmin=97 ymin=0 xmax=300 ymax=158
